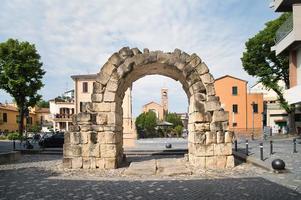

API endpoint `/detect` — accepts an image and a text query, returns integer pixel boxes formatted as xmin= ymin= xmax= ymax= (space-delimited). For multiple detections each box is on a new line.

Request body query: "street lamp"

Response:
xmin=251 ymin=101 xmax=255 ymax=140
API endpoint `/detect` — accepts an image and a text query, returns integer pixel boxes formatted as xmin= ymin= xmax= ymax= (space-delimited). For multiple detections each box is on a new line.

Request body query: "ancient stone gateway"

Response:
xmin=63 ymin=47 xmax=234 ymax=169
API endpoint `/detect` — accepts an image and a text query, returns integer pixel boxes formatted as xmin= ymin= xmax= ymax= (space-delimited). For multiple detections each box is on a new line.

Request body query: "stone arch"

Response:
xmin=63 ymin=47 xmax=234 ymax=170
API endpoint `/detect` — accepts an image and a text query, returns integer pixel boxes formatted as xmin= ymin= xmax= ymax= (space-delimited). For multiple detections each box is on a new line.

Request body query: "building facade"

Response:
xmin=0 ymin=103 xmax=50 ymax=133
xmin=142 ymin=88 xmax=168 ymax=120
xmin=71 ymin=74 xmax=136 ymax=146
xmin=215 ymin=75 xmax=264 ymax=137
xmin=271 ymin=0 xmax=301 ymax=133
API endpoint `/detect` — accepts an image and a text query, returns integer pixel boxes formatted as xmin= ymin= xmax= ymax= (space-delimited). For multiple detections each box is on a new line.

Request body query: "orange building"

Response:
xmin=215 ymin=75 xmax=263 ymax=137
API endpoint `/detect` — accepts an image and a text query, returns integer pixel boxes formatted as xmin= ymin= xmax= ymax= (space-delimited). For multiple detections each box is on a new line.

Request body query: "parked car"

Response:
xmin=39 ymin=132 xmax=64 ymax=148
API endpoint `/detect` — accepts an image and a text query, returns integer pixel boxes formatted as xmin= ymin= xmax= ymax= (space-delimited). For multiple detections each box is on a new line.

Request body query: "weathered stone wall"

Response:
xmin=63 ymin=47 xmax=234 ymax=169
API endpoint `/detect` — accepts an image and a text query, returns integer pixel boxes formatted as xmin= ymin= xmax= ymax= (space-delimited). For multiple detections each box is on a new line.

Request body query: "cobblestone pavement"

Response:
xmin=236 ymin=138 xmax=301 ymax=192
xmin=1 ymin=154 xmax=301 ymax=199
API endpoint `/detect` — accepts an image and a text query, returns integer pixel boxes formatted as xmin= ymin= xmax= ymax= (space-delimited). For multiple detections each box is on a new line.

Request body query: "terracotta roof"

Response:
xmin=215 ymin=75 xmax=248 ymax=83
xmin=0 ymin=104 xmax=18 ymax=112
xmin=143 ymin=101 xmax=162 ymax=107
xmin=71 ymin=74 xmax=98 ymax=80
xmin=35 ymin=107 xmax=50 ymax=113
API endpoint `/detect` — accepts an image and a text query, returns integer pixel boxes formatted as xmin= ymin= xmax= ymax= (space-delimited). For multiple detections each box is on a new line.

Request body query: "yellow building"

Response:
xmin=0 ymin=103 xmax=50 ymax=133
xmin=142 ymin=88 xmax=168 ymax=120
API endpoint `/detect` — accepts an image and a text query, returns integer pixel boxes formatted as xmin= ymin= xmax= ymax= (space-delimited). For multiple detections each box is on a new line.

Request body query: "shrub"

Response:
xmin=0 ymin=135 xmax=7 ymax=140
xmin=7 ymin=132 xmax=23 ymax=140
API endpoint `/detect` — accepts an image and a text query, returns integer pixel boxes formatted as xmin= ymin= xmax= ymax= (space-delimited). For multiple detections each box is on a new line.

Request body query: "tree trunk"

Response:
xmin=18 ymin=108 xmax=24 ymax=136
xmin=288 ymin=108 xmax=296 ymax=135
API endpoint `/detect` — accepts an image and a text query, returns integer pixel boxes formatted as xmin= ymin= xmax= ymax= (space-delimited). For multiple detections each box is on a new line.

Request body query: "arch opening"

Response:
xmin=63 ymin=47 xmax=235 ymax=170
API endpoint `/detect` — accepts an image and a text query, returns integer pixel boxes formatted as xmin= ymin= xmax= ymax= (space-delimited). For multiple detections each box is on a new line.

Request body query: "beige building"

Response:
xmin=142 ymin=88 xmax=168 ymax=120
xmin=271 ymin=0 xmax=301 ymax=133
xmin=71 ymin=74 xmax=136 ymax=146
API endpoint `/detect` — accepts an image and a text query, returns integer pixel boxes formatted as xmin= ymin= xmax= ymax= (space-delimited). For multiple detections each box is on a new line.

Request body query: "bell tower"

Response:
xmin=161 ymin=88 xmax=168 ymax=117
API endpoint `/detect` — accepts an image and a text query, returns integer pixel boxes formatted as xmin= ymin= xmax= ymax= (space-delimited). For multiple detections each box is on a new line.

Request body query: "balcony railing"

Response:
xmin=54 ymin=114 xmax=73 ymax=119
xmin=275 ymin=14 xmax=293 ymax=44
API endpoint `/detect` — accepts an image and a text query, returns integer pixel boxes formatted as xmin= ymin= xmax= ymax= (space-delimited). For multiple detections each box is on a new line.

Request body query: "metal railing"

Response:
xmin=275 ymin=14 xmax=293 ymax=44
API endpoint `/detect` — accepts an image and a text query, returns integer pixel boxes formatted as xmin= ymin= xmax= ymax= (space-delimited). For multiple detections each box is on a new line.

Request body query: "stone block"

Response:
xmin=200 ymin=73 xmax=214 ymax=84
xmin=119 ymin=47 xmax=133 ymax=59
xmin=189 ymin=154 xmax=205 ymax=168
xmin=91 ymin=93 xmax=103 ymax=102
xmin=222 ymin=121 xmax=229 ymax=131
xmin=83 ymin=157 xmax=91 ymax=169
xmin=64 ymin=132 xmax=70 ymax=144
xmin=188 ymin=132 xmax=206 ymax=144
xmin=189 ymin=82 xmax=206 ymax=94
xmin=194 ymin=93 xmax=206 ymax=102
xmin=214 ymin=143 xmax=232 ymax=156
xmin=174 ymin=61 xmax=186 ymax=71
xmin=80 ymin=132 xmax=89 ymax=144
xmin=69 ymin=125 xmax=80 ymax=132
xmin=98 ymin=131 xmax=122 ymax=144
xmin=207 ymin=95 xmax=220 ymax=101
xmin=188 ymin=54 xmax=202 ymax=67
xmin=76 ymin=112 xmax=91 ymax=122
xmin=103 ymin=91 xmax=116 ymax=102
xmin=98 ymin=71 xmax=111 ymax=85
xmin=194 ymin=144 xmax=214 ymax=156
xmin=63 ymin=144 xmax=81 ymax=157
xmin=90 ymin=157 xmax=96 ymax=169
xmin=206 ymin=156 xmax=217 ymax=169
xmin=104 ymin=158 xmax=117 ymax=169
xmin=195 ymin=62 xmax=209 ymax=75
xmin=93 ymin=81 xmax=104 ymax=94
xmin=226 ymin=155 xmax=235 ymax=168
xmin=194 ymin=123 xmax=210 ymax=131
xmin=216 ymin=131 xmax=224 ymax=143
xmin=210 ymin=122 xmax=223 ymax=132
xmin=63 ymin=158 xmax=72 ymax=168
xmin=117 ymin=61 xmax=134 ymax=78
xmin=216 ymin=156 xmax=227 ymax=169
xmin=100 ymin=144 xmax=119 ymax=158
xmin=91 ymin=125 xmax=104 ymax=132
xmin=108 ymin=52 xmax=123 ymax=66
xmin=205 ymin=100 xmax=221 ymax=112
xmin=96 ymin=158 xmax=105 ymax=169
xmin=92 ymin=102 xmax=111 ymax=112
xmin=96 ymin=113 xmax=108 ymax=125
xmin=72 ymin=157 xmax=83 ymax=169
xmin=212 ymin=110 xmax=229 ymax=122
xmin=180 ymin=51 xmax=190 ymax=62
xmin=82 ymin=143 xmax=100 ymax=157
xmin=80 ymin=124 xmax=92 ymax=132
xmin=205 ymin=131 xmax=216 ymax=145
xmin=189 ymin=112 xmax=211 ymax=123
xmin=89 ymin=132 xmax=98 ymax=144
xmin=131 ymin=48 xmax=141 ymax=55
xmin=205 ymin=84 xmax=216 ymax=96
xmin=225 ymin=131 xmax=234 ymax=143
xmin=70 ymin=132 xmax=80 ymax=145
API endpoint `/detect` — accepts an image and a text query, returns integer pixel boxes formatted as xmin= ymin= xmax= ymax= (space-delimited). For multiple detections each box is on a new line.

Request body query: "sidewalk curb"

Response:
xmin=0 ymin=151 xmax=21 ymax=164
xmin=233 ymin=151 xmax=271 ymax=171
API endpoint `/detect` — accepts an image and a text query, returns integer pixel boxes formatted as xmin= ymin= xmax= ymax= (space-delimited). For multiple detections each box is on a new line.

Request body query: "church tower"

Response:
xmin=161 ymin=88 xmax=168 ymax=117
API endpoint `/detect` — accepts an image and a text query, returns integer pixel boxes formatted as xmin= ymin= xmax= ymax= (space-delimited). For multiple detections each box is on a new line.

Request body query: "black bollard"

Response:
xmin=246 ymin=139 xmax=249 ymax=156
xmin=270 ymin=140 xmax=273 ymax=155
xmin=13 ymin=140 xmax=15 ymax=150
xmin=293 ymin=139 xmax=297 ymax=153
xmin=235 ymin=140 xmax=238 ymax=152
xmin=260 ymin=142 xmax=264 ymax=161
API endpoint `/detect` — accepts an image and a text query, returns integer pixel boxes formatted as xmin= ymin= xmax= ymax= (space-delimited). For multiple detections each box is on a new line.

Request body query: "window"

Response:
xmin=26 ymin=117 xmax=32 ymax=124
xmin=253 ymin=104 xmax=258 ymax=113
xmin=80 ymin=102 xmax=83 ymax=112
xmin=3 ymin=113 xmax=7 ymax=123
xmin=232 ymin=104 xmax=238 ymax=113
xmin=232 ymin=122 xmax=237 ymax=127
xmin=232 ymin=86 xmax=238 ymax=95
xmin=82 ymin=82 xmax=88 ymax=93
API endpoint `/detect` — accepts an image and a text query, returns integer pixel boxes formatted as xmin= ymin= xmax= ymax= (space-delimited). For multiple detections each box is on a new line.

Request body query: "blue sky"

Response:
xmin=0 ymin=0 xmax=278 ymax=117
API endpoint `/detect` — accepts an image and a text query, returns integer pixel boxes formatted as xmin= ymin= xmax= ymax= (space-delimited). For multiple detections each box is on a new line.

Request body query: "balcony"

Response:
xmin=275 ymin=14 xmax=293 ymax=44
xmin=53 ymin=114 xmax=73 ymax=122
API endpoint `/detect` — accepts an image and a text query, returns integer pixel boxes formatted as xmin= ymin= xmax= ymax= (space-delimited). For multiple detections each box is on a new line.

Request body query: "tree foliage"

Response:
xmin=0 ymin=39 xmax=45 ymax=135
xmin=36 ymin=100 xmax=49 ymax=108
xmin=241 ymin=13 xmax=296 ymax=133
xmin=135 ymin=111 xmax=157 ymax=138
xmin=165 ymin=112 xmax=183 ymax=128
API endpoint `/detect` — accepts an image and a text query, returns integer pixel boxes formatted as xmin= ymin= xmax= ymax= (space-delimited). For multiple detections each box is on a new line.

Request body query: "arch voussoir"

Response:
xmin=64 ymin=47 xmax=235 ymax=170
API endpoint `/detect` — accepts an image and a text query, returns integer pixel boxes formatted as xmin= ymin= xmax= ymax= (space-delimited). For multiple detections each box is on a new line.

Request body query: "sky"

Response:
xmin=0 ymin=0 xmax=278 ymax=117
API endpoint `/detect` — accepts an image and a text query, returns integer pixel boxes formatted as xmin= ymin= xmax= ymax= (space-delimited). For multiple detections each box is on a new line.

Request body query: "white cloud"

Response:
xmin=0 ymin=0 xmax=276 ymax=113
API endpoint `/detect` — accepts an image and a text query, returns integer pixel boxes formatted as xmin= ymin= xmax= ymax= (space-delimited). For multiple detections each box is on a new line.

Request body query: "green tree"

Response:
xmin=241 ymin=13 xmax=296 ymax=134
xmin=173 ymin=125 xmax=183 ymax=138
xmin=135 ymin=111 xmax=157 ymax=138
xmin=0 ymin=39 xmax=45 ymax=135
xmin=37 ymin=99 xmax=49 ymax=108
xmin=166 ymin=112 xmax=183 ymax=128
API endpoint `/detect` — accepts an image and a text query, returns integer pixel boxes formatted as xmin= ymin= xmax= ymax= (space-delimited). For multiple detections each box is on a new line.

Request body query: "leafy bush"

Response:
xmin=7 ymin=132 xmax=23 ymax=140
xmin=0 ymin=135 xmax=7 ymax=140
xmin=173 ymin=125 xmax=184 ymax=137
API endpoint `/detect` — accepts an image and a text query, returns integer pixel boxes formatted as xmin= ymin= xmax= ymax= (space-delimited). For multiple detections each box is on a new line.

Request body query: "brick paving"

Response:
xmin=0 ymin=154 xmax=301 ymax=199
